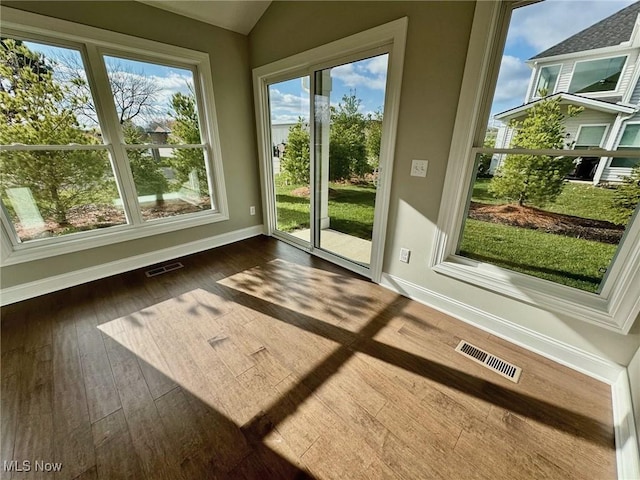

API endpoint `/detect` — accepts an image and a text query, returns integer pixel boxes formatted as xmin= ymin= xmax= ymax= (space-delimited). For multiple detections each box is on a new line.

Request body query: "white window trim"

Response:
xmin=573 ymin=123 xmax=610 ymax=148
xmin=0 ymin=7 xmax=228 ymax=266
xmin=607 ymin=120 xmax=640 ymax=170
xmin=616 ymin=121 xmax=640 ymax=148
xmin=252 ymin=18 xmax=408 ymax=283
xmin=432 ymin=1 xmax=640 ymax=334
xmin=531 ymin=63 xmax=562 ymax=99
xmin=567 ymin=54 xmax=629 ymax=97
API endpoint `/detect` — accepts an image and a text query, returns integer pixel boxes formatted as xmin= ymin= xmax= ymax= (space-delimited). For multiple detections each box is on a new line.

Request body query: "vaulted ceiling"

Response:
xmin=138 ymin=1 xmax=272 ymax=35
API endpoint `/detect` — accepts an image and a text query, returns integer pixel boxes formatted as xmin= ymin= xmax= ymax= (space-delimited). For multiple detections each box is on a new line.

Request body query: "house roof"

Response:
xmin=494 ymin=92 xmax=636 ymax=121
xmin=530 ymin=1 xmax=640 ymax=60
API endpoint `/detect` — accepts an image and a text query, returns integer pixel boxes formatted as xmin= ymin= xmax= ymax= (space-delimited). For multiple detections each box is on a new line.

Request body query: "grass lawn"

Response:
xmin=459 ymin=219 xmax=617 ymax=292
xmin=274 ymin=177 xmax=376 ymax=240
xmin=274 ymin=175 xmax=620 ymax=292
xmin=471 ymin=178 xmax=619 ymax=222
xmin=464 ymin=178 xmax=622 ymax=292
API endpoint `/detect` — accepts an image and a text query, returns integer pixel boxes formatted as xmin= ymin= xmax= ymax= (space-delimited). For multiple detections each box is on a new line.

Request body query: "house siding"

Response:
xmin=490 ymin=125 xmax=515 ymax=174
xmin=601 ymin=166 xmax=635 ymax=181
xmin=491 ymin=109 xmax=617 ymax=175
xmin=629 ymin=63 xmax=640 ymax=104
xmin=565 ymin=110 xmax=616 ymax=145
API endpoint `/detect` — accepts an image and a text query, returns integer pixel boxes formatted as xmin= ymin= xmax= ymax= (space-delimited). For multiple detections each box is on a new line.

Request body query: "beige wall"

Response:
xmin=1 ymin=1 xmax=262 ymax=289
xmin=249 ymin=1 xmax=640 ymax=365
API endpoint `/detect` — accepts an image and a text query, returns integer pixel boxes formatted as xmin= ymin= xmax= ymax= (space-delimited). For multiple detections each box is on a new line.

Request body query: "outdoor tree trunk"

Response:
xmin=51 ymin=187 xmax=70 ymax=226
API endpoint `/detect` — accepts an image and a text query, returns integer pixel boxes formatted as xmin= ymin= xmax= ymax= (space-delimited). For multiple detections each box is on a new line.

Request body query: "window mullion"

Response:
xmin=83 ymin=44 xmax=143 ymax=225
xmin=191 ymin=66 xmax=219 ymax=208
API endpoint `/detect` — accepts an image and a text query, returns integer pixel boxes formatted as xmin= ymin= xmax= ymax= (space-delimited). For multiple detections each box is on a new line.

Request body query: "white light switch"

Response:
xmin=411 ymin=159 xmax=428 ymax=177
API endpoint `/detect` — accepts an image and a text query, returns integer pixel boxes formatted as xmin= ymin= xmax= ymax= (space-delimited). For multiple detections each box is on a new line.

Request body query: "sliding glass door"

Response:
xmin=264 ymin=53 xmax=389 ymax=273
xmin=267 ymin=76 xmax=311 ymax=244
xmin=254 ymin=13 xmax=408 ymax=280
xmin=313 ymin=54 xmax=388 ymax=266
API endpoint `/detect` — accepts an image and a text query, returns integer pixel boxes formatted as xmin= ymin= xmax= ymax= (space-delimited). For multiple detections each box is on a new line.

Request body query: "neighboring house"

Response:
xmin=270 ymin=122 xmax=297 ymax=174
xmin=271 ymin=122 xmax=297 ymax=149
xmin=492 ymin=1 xmax=640 ymax=184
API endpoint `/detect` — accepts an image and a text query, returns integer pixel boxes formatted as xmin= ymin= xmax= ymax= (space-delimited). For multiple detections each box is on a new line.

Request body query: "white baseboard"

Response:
xmin=380 ymin=273 xmax=639 ymax=479
xmin=1 ymin=225 xmax=264 ymax=306
xmin=612 ymin=371 xmax=640 ymax=480
xmin=380 ymin=273 xmax=624 ymax=383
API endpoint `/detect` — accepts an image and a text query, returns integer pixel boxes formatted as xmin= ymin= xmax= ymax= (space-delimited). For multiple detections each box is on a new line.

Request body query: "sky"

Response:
xmin=491 ymin=0 xmax=637 ymax=122
xmin=24 ymin=41 xmax=195 ymax=129
xmin=268 ymin=54 xmax=389 ymax=125
xmin=21 ymin=39 xmax=389 ymax=130
xmin=20 ymin=1 xmax=638 ymax=129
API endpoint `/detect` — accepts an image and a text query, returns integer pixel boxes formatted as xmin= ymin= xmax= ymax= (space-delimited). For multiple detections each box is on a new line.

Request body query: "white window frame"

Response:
xmin=567 ymin=54 xmax=628 ymax=96
xmin=532 ymin=63 xmax=562 ymax=99
xmin=609 ymin=120 xmax=640 ymax=169
xmin=432 ymin=1 xmax=640 ymax=334
xmin=573 ymin=123 xmax=610 ymax=149
xmin=616 ymin=121 xmax=640 ymax=149
xmin=0 ymin=7 xmax=228 ymax=266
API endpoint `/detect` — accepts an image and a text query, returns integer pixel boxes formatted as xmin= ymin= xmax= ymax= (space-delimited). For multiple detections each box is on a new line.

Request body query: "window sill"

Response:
xmin=432 ymin=255 xmax=637 ymax=334
xmin=1 ymin=210 xmax=229 ymax=266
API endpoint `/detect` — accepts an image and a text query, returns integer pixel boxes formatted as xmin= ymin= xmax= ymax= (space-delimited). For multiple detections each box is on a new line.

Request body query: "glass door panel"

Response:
xmin=313 ymin=54 xmax=389 ymax=266
xmin=267 ymin=77 xmax=311 ymax=243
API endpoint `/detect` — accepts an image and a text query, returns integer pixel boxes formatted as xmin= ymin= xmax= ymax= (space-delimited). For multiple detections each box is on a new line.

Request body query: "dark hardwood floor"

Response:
xmin=0 ymin=236 xmax=616 ymax=479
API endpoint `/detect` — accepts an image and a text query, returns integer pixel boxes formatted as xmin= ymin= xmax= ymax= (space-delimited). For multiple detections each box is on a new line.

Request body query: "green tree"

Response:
xmin=281 ymin=118 xmax=311 ymax=185
xmin=611 ymin=166 xmax=640 ymax=225
xmin=278 ymin=94 xmax=372 ymax=184
xmin=489 ymin=97 xmax=582 ymax=206
xmin=168 ymin=92 xmax=207 ymax=194
xmin=0 ymin=38 xmax=109 ymax=227
xmin=330 ymin=94 xmax=368 ymax=181
xmin=365 ymin=110 xmax=383 ymax=171
xmin=122 ymin=121 xmax=168 ymax=201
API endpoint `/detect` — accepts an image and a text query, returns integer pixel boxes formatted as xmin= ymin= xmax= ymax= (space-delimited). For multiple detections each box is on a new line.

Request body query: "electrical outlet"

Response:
xmin=410 ymin=159 xmax=428 ymax=177
xmin=399 ymin=248 xmax=410 ymax=263
xmin=250 ymin=206 xmax=256 ymax=215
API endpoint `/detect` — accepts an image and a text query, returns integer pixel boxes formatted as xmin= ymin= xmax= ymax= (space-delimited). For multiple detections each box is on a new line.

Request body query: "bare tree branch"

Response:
xmin=57 ymin=55 xmax=162 ymax=128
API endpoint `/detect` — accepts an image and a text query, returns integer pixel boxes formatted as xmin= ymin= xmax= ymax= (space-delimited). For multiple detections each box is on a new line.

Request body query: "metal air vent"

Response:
xmin=145 ymin=262 xmax=184 ymax=277
xmin=455 ymin=340 xmax=522 ymax=383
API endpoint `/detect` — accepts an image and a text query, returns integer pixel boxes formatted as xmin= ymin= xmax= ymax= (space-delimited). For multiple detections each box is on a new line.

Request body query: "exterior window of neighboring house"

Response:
xmin=611 ymin=123 xmax=640 ymax=168
xmin=0 ymin=8 xmax=227 ymax=265
xmin=572 ymin=125 xmax=607 ymax=179
xmin=574 ymin=125 xmax=607 ymax=149
xmin=568 ymin=56 xmax=626 ymax=93
xmin=534 ymin=65 xmax=560 ymax=96
xmin=434 ymin=1 xmax=640 ymax=332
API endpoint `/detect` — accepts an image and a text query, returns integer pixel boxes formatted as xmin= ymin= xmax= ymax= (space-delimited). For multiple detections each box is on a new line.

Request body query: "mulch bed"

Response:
xmin=468 ymin=202 xmax=624 ymax=244
xmin=290 ymin=186 xmax=338 ymax=198
xmin=15 ymin=201 xmax=207 ymax=241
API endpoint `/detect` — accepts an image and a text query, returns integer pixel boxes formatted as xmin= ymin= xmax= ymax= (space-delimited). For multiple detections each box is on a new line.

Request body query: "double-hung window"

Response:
xmin=433 ymin=1 xmax=640 ymax=333
xmin=0 ymin=8 xmax=227 ymax=264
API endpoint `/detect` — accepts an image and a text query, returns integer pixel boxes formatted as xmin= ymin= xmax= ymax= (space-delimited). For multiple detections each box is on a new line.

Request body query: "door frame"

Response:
xmin=252 ymin=17 xmax=408 ymax=282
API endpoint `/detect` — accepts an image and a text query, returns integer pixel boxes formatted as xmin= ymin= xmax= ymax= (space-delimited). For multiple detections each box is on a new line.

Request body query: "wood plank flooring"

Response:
xmin=0 ymin=236 xmax=616 ymax=479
